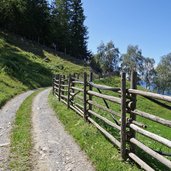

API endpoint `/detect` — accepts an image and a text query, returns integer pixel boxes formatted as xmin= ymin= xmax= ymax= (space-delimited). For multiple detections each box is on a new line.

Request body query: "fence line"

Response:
xmin=52 ymin=71 xmax=171 ymax=171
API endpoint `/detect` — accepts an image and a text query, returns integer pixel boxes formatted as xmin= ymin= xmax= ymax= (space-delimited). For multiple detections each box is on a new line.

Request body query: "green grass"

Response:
xmin=51 ymin=75 xmax=171 ymax=170
xmin=9 ymin=89 xmax=42 ymax=171
xmin=1 ymin=30 xmax=170 ymax=170
xmin=94 ymin=76 xmax=171 ymax=171
xmin=49 ymin=92 xmax=139 ymax=171
xmin=0 ymin=31 xmax=87 ymax=108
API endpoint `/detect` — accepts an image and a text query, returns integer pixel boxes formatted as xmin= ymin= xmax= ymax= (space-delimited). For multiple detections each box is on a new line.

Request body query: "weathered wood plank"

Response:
xmin=88 ymin=100 xmax=121 ymax=117
xmin=72 ymin=80 xmax=84 ymax=84
xmin=70 ymin=105 xmax=84 ymax=117
xmin=130 ymin=124 xmax=171 ymax=148
xmin=71 ymin=87 xmax=84 ymax=92
xmin=61 ymin=94 xmax=68 ymax=100
xmin=88 ymin=82 xmax=121 ymax=92
xmin=130 ymin=138 xmax=171 ymax=169
xmin=88 ymin=117 xmax=121 ymax=148
xmin=129 ymin=71 xmax=137 ymax=153
xmin=83 ymin=72 xmax=88 ymax=120
xmin=128 ymin=89 xmax=171 ymax=103
xmin=67 ymin=74 xmax=71 ymax=108
xmin=131 ymin=109 xmax=171 ymax=128
xmin=87 ymin=91 xmax=121 ymax=104
xmin=58 ymin=75 xmax=61 ymax=101
xmin=88 ymin=110 xmax=121 ymax=130
xmin=121 ymin=72 xmax=127 ymax=160
xmin=89 ymin=72 xmax=93 ymax=111
xmin=128 ymin=153 xmax=154 ymax=171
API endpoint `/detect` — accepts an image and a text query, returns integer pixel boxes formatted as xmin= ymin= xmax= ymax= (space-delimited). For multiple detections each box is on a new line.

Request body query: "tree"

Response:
xmin=121 ymin=45 xmax=144 ymax=80
xmin=104 ymin=41 xmax=120 ymax=73
xmin=52 ymin=0 xmax=72 ymax=52
xmin=90 ymin=56 xmax=102 ymax=74
xmin=92 ymin=41 xmax=120 ymax=75
xmin=0 ymin=0 xmax=50 ymax=43
xmin=70 ymin=0 xmax=88 ymax=59
xmin=0 ymin=0 xmax=89 ymax=61
xmin=0 ymin=0 xmax=27 ymax=32
xmin=155 ymin=53 xmax=171 ymax=94
xmin=25 ymin=0 xmax=50 ymax=43
xmin=142 ymin=57 xmax=156 ymax=89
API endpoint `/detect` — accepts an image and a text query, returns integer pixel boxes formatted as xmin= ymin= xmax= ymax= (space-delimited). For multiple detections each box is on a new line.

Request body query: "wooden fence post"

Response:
xmin=84 ymin=72 xmax=88 ymax=121
xmin=52 ymin=75 xmax=55 ymax=95
xmin=56 ymin=74 xmax=59 ymax=95
xmin=130 ymin=71 xmax=137 ymax=153
xmin=62 ymin=75 xmax=65 ymax=97
xmin=54 ymin=75 xmax=57 ymax=96
xmin=67 ymin=74 xmax=71 ymax=108
xmin=58 ymin=75 xmax=61 ymax=101
xmin=89 ymin=72 xmax=93 ymax=111
xmin=77 ymin=73 xmax=80 ymax=80
xmin=71 ymin=73 xmax=76 ymax=104
xmin=121 ymin=72 xmax=127 ymax=160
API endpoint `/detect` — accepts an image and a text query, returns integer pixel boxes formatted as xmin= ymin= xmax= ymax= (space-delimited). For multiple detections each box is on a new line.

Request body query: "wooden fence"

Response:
xmin=52 ymin=71 xmax=171 ymax=171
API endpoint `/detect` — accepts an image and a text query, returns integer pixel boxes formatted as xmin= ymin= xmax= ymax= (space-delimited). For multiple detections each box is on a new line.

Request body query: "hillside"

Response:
xmin=0 ymin=31 xmax=87 ymax=108
xmin=0 ymin=32 xmax=170 ymax=170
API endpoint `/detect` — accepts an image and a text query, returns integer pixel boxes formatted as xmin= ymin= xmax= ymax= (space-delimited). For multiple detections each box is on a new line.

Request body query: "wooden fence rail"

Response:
xmin=52 ymin=71 xmax=171 ymax=171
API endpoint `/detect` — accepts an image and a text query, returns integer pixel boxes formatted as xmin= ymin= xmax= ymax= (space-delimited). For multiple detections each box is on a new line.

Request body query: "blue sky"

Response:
xmin=82 ymin=0 xmax=171 ymax=64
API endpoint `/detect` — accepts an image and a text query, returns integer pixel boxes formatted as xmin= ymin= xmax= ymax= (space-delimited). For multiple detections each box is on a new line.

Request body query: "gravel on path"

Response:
xmin=32 ymin=88 xmax=95 ymax=171
xmin=0 ymin=91 xmax=34 ymax=170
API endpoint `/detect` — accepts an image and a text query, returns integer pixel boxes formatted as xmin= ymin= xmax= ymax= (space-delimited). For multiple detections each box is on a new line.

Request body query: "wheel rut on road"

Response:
xmin=32 ymin=88 xmax=95 ymax=171
xmin=0 ymin=91 xmax=34 ymax=170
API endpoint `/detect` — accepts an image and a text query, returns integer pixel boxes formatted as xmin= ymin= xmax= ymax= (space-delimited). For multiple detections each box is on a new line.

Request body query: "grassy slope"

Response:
xmin=94 ymin=76 xmax=171 ymax=171
xmin=0 ymin=31 xmax=87 ymax=108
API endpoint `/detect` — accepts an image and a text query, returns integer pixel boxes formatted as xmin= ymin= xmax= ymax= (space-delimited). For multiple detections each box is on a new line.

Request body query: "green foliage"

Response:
xmin=155 ymin=53 xmax=171 ymax=94
xmin=121 ymin=45 xmax=144 ymax=80
xmin=0 ymin=0 xmax=50 ymax=43
xmin=0 ymin=0 xmax=89 ymax=59
xmin=142 ymin=57 xmax=156 ymax=89
xmin=70 ymin=0 xmax=88 ymax=59
xmin=51 ymin=0 xmax=72 ymax=52
xmin=91 ymin=41 xmax=120 ymax=75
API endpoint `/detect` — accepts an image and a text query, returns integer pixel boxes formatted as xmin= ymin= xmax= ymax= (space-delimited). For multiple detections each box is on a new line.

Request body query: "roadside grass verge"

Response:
xmin=48 ymin=92 xmax=139 ymax=171
xmin=9 ymin=89 xmax=42 ymax=171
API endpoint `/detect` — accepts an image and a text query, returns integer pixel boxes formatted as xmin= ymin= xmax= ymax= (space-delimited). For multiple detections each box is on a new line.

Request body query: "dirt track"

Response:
xmin=0 ymin=91 xmax=34 ymax=170
xmin=31 ymin=88 xmax=95 ymax=171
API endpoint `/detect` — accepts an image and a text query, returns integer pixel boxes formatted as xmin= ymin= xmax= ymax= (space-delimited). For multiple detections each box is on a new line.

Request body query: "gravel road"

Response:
xmin=32 ymin=88 xmax=95 ymax=171
xmin=0 ymin=91 xmax=34 ymax=170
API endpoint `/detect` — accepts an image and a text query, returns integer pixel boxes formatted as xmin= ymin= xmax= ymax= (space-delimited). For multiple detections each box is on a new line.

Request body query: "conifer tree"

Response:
xmin=25 ymin=0 xmax=50 ymax=43
xmin=52 ymin=0 xmax=72 ymax=52
xmin=70 ymin=0 xmax=88 ymax=59
xmin=0 ymin=0 xmax=89 ymax=60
